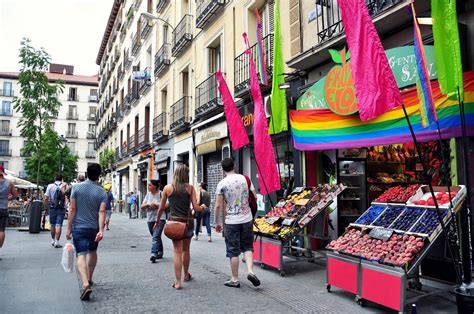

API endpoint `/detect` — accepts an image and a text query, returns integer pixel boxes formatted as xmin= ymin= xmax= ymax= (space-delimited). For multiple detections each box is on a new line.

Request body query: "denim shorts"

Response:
xmin=106 ymin=210 xmax=112 ymax=219
xmin=224 ymin=221 xmax=254 ymax=258
xmin=72 ymin=227 xmax=99 ymax=256
xmin=0 ymin=208 xmax=8 ymax=231
xmin=49 ymin=209 xmax=66 ymax=227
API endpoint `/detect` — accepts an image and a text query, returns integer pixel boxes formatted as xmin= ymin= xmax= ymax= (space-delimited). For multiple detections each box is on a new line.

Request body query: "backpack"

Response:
xmin=51 ymin=183 xmax=66 ymax=210
xmin=244 ymin=175 xmax=258 ymax=219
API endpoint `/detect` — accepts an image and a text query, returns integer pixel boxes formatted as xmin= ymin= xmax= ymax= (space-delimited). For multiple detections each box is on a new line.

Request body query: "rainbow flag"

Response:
xmin=290 ymin=72 xmax=474 ymax=151
xmin=255 ymin=9 xmax=268 ymax=86
xmin=412 ymin=4 xmax=437 ymax=128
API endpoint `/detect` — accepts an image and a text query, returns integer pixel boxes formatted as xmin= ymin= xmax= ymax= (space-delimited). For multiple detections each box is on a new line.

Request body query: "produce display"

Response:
xmin=278 ymin=226 xmax=300 ymax=240
xmin=354 ymin=205 xmax=386 ymax=225
xmin=372 ymin=206 xmax=404 ymax=228
xmin=327 ymin=228 xmax=425 ymax=267
xmin=253 ymin=218 xmax=280 ymax=235
xmin=410 ymin=208 xmax=448 ymax=235
xmin=367 ymin=145 xmax=413 ymax=163
xmin=389 ymin=207 xmax=425 ymax=231
xmin=374 ymin=184 xmax=420 ymax=203
xmin=411 ymin=191 xmax=457 ymax=206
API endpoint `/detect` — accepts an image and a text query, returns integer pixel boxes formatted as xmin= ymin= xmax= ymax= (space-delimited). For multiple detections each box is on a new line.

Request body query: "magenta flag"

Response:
xmin=243 ymin=33 xmax=281 ymax=195
xmin=216 ymin=71 xmax=250 ymax=150
xmin=339 ymin=0 xmax=402 ymax=121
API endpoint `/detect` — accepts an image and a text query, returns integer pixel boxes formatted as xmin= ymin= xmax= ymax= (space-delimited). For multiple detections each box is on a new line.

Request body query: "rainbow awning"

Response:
xmin=290 ymin=72 xmax=474 ymax=151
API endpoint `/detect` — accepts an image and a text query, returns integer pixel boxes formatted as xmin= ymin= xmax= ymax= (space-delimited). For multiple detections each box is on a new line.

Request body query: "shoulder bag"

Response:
xmin=163 ymin=188 xmax=192 ymax=240
xmin=244 ymin=175 xmax=258 ymax=218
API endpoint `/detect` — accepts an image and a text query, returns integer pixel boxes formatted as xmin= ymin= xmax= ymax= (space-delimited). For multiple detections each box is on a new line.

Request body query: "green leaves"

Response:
xmin=99 ymin=148 xmax=116 ymax=171
xmin=328 ymin=48 xmax=351 ymax=64
xmin=14 ymin=38 xmax=71 ymax=186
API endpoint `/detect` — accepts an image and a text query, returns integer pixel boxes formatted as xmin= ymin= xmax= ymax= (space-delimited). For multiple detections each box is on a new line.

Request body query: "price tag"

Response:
xmin=369 ymin=228 xmax=393 ymax=241
xmin=282 ymin=218 xmax=295 ymax=226
xmin=275 ymin=201 xmax=286 ymax=208
xmin=291 ymin=187 xmax=304 ymax=194
xmin=266 ymin=217 xmax=280 ymax=224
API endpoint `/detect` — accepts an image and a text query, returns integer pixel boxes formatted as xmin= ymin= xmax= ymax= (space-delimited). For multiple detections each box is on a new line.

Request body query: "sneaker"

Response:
xmin=150 ymin=255 xmax=157 ymax=263
xmin=247 ymin=273 xmax=261 ymax=287
xmin=54 ymin=242 xmax=63 ymax=248
xmin=51 ymin=240 xmax=55 ymax=247
xmin=224 ymin=279 xmax=240 ymax=288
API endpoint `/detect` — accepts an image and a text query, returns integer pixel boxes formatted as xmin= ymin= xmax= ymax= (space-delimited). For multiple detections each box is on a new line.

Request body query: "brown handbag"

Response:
xmin=163 ymin=219 xmax=188 ymax=240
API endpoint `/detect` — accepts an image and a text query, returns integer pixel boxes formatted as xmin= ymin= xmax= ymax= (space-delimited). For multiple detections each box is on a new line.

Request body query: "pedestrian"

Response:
xmin=128 ymin=191 xmax=137 ymax=219
xmin=193 ymin=182 xmax=212 ymax=242
xmin=214 ymin=158 xmax=261 ymax=288
xmin=104 ymin=184 xmax=115 ymax=230
xmin=156 ymin=164 xmax=207 ymax=290
xmin=66 ymin=163 xmax=107 ymax=301
xmin=44 ymin=174 xmax=67 ymax=248
xmin=0 ymin=165 xmax=17 ymax=251
xmin=141 ymin=179 xmax=166 ymax=263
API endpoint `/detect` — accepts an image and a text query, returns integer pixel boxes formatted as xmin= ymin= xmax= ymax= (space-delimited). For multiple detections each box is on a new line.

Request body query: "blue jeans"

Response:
xmin=195 ymin=211 xmax=211 ymax=236
xmin=72 ymin=227 xmax=99 ymax=256
xmin=49 ymin=208 xmax=66 ymax=227
xmin=147 ymin=220 xmax=165 ymax=257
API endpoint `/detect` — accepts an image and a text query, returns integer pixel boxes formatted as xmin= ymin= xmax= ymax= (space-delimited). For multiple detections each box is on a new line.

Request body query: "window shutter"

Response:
xmin=268 ymin=1 xmax=275 ymax=34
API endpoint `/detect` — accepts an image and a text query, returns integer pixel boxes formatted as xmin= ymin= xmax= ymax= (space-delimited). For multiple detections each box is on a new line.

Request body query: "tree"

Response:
xmin=13 ymin=38 xmax=64 ymax=189
xmin=99 ymin=148 xmax=116 ymax=171
xmin=25 ymin=127 xmax=78 ymax=184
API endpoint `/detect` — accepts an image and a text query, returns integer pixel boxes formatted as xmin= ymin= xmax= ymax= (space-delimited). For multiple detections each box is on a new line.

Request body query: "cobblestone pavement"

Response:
xmin=1 ymin=213 xmax=458 ymax=313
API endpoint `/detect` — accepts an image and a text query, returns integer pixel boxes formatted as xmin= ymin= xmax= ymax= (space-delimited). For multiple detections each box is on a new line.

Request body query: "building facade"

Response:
xmin=95 ymin=0 xmax=299 ymax=214
xmin=0 ymin=64 xmax=98 ymax=180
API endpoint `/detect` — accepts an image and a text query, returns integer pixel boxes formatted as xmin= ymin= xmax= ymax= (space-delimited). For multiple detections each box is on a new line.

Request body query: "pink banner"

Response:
xmin=339 ymin=0 xmax=402 ymax=121
xmin=216 ymin=71 xmax=250 ymax=150
xmin=244 ymin=33 xmax=280 ymax=195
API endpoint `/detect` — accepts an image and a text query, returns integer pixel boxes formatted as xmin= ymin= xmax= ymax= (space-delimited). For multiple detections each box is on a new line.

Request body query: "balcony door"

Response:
xmin=3 ymin=82 xmax=12 ymax=96
xmin=0 ymin=120 xmax=10 ymax=135
xmin=67 ymin=142 xmax=76 ymax=155
xmin=1 ymin=101 xmax=11 ymax=115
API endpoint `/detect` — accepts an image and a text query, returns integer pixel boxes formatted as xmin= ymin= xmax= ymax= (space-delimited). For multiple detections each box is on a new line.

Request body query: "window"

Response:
xmin=147 ymin=0 xmax=153 ymax=13
xmin=2 ymin=82 xmax=12 ymax=97
xmin=0 ymin=140 xmax=9 ymax=153
xmin=182 ymin=70 xmax=189 ymax=96
xmin=67 ymin=142 xmax=76 ymax=155
xmin=0 ymin=120 xmax=10 ymax=134
xmin=90 ymin=89 xmax=98 ymax=96
xmin=68 ymin=105 xmax=77 ymax=119
xmin=68 ymin=123 xmax=76 ymax=133
xmin=0 ymin=161 xmax=8 ymax=169
xmin=163 ymin=25 xmax=169 ymax=44
xmin=88 ymin=124 xmax=95 ymax=133
xmin=208 ymin=36 xmax=222 ymax=75
xmin=88 ymin=142 xmax=95 ymax=151
xmin=1 ymin=101 xmax=11 ymax=116
xmin=68 ymin=87 xmax=78 ymax=101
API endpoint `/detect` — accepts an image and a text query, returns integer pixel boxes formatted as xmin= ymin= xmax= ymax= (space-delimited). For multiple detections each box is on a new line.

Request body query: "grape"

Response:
xmin=354 ymin=206 xmax=386 ymax=225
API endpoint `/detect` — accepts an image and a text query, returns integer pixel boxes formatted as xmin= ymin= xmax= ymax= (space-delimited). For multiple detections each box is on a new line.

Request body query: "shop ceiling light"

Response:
xmin=279 ymin=83 xmax=291 ymax=90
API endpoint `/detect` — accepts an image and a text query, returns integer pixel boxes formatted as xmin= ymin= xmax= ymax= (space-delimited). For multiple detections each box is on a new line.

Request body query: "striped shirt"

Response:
xmin=71 ymin=180 xmax=107 ymax=229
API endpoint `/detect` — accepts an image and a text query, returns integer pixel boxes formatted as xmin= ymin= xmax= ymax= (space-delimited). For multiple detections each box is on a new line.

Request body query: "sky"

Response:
xmin=0 ymin=0 xmax=114 ymax=76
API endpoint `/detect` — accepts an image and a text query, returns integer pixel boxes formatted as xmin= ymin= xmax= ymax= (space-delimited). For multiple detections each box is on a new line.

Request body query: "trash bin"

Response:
xmin=454 ymin=286 xmax=474 ymax=314
xmin=29 ymin=200 xmax=43 ymax=234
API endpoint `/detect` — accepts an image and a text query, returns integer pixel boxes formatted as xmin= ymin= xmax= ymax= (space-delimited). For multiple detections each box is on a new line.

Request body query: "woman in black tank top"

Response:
xmin=156 ymin=164 xmax=207 ymax=290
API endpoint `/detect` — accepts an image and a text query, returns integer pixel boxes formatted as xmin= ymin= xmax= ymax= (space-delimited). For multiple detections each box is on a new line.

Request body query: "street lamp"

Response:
xmin=59 ymin=135 xmax=68 ymax=175
xmin=140 ymin=12 xmax=175 ymax=31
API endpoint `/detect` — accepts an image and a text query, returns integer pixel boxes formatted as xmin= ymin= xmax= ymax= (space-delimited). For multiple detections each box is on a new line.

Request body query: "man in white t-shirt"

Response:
xmin=215 ymin=158 xmax=261 ymax=288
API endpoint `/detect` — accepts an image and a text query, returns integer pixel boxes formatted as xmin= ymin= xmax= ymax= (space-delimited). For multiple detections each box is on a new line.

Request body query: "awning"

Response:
xmin=196 ymin=140 xmax=222 ymax=155
xmin=290 ymin=71 xmax=474 ymax=151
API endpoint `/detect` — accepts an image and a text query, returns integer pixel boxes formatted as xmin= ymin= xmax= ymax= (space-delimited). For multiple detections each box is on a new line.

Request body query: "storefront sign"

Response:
xmin=238 ymin=103 xmax=255 ymax=136
xmin=196 ymin=140 xmax=222 ymax=155
xmin=195 ymin=121 xmax=228 ymax=146
xmin=297 ymin=46 xmax=437 ymax=111
xmin=155 ymin=151 xmax=169 ymax=163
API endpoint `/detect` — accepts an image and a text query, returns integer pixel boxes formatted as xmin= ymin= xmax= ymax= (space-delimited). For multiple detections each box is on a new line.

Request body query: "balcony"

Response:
xmin=131 ymin=33 xmax=142 ymax=56
xmin=139 ymin=69 xmax=152 ymax=96
xmin=85 ymin=151 xmax=96 ymax=158
xmin=288 ymin=0 xmax=407 ymax=70
xmin=87 ymin=112 xmax=96 ymax=121
xmin=133 ymin=0 xmax=142 ymax=10
xmin=114 ymin=48 xmax=121 ymax=62
xmin=118 ymin=65 xmax=125 ymax=80
xmin=196 ymin=0 xmax=226 ymax=29
xmin=0 ymin=128 xmax=12 ymax=136
xmin=0 ymin=149 xmax=11 ymax=156
xmin=234 ymin=33 xmax=273 ymax=97
xmin=195 ymin=74 xmax=222 ymax=120
xmin=121 ymin=141 xmax=128 ymax=155
xmin=68 ymin=95 xmax=79 ymax=101
xmin=153 ymin=113 xmax=168 ymax=143
xmin=120 ymin=26 xmax=127 ymax=43
xmin=86 ymin=131 xmax=96 ymax=139
xmin=117 ymin=108 xmax=124 ymax=122
xmin=124 ymin=94 xmax=132 ymax=113
xmin=111 ymin=116 xmax=117 ymax=130
xmin=172 ymin=15 xmax=193 ymax=57
xmin=0 ymin=109 xmax=12 ymax=116
xmin=88 ymin=95 xmax=99 ymax=103
xmin=156 ymin=0 xmax=169 ymax=13
xmin=66 ymin=131 xmax=78 ymax=138
xmin=124 ymin=49 xmax=132 ymax=70
xmin=129 ymin=134 xmax=137 ymax=154
xmin=0 ymin=90 xmax=14 ymax=97
xmin=131 ymin=86 xmax=140 ymax=106
xmin=138 ymin=126 xmax=150 ymax=149
xmin=141 ymin=18 xmax=153 ymax=40
xmin=115 ymin=146 xmax=121 ymax=161
xmin=67 ymin=112 xmax=79 ymax=120
xmin=154 ymin=43 xmax=171 ymax=77
xmin=170 ymin=96 xmax=191 ymax=134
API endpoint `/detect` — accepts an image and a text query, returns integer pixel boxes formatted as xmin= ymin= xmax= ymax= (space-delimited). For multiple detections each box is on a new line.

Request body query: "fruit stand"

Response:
xmin=252 ymin=184 xmax=346 ymax=276
xmin=325 ymin=185 xmax=466 ymax=312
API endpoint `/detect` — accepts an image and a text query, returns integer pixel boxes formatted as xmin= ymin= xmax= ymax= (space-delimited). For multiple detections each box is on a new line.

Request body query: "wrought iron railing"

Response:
xmin=170 ymin=96 xmax=191 ymax=132
xmin=0 ymin=109 xmax=12 ymax=116
xmin=66 ymin=131 xmax=78 ymax=138
xmin=172 ymin=15 xmax=193 ymax=57
xmin=141 ymin=18 xmax=153 ymax=39
xmin=0 ymin=148 xmax=11 ymax=156
xmin=0 ymin=128 xmax=12 ymax=136
xmin=195 ymin=74 xmax=221 ymax=119
xmin=138 ymin=126 xmax=150 ymax=147
xmin=0 ymin=89 xmax=14 ymax=97
xmin=85 ymin=151 xmax=96 ymax=158
xmin=156 ymin=0 xmax=169 ymax=13
xmin=154 ymin=43 xmax=171 ymax=77
xmin=196 ymin=0 xmax=226 ymax=29
xmin=131 ymin=33 xmax=141 ymax=56
xmin=66 ymin=112 xmax=79 ymax=120
xmin=234 ymin=33 xmax=273 ymax=95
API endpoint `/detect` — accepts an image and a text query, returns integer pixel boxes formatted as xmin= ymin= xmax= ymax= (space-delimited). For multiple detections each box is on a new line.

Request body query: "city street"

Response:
xmin=1 ymin=214 xmax=457 ymax=313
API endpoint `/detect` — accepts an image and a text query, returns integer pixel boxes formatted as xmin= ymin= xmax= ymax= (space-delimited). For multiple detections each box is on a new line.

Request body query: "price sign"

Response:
xmin=282 ymin=218 xmax=295 ymax=226
xmin=369 ymin=228 xmax=393 ymax=241
xmin=266 ymin=217 xmax=280 ymax=225
xmin=292 ymin=187 xmax=304 ymax=194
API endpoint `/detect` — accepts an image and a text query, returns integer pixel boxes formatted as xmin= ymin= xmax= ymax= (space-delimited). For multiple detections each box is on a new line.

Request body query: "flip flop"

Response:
xmin=172 ymin=283 xmax=182 ymax=290
xmin=184 ymin=272 xmax=193 ymax=282
xmin=80 ymin=285 xmax=92 ymax=300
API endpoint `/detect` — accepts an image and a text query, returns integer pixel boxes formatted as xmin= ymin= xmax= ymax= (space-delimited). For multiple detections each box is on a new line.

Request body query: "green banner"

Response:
xmin=297 ymin=46 xmax=437 ymax=110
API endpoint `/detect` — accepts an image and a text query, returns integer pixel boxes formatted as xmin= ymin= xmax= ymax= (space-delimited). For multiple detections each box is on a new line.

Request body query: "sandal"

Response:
xmin=80 ymin=285 xmax=92 ymax=300
xmin=172 ymin=283 xmax=182 ymax=290
xmin=184 ymin=272 xmax=193 ymax=282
